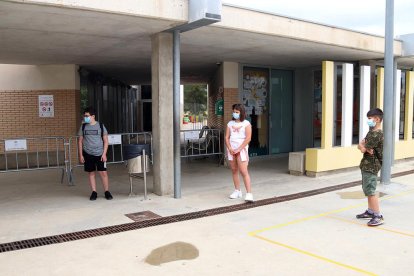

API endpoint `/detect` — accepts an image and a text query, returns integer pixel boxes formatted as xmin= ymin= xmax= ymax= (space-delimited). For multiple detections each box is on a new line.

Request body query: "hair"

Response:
xmin=367 ymin=108 xmax=383 ymax=121
xmin=84 ymin=106 xmax=96 ymax=116
xmin=232 ymin=103 xmax=246 ymax=122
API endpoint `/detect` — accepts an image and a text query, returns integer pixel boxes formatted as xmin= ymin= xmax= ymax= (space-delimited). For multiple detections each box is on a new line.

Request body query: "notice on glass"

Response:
xmin=38 ymin=95 xmax=54 ymax=117
xmin=5 ymin=139 xmax=27 ymax=151
xmin=108 ymin=134 xmax=122 ymax=145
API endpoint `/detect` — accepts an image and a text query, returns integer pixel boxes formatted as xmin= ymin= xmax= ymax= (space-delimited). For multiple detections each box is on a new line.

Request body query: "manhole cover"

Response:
xmin=125 ymin=211 xmax=162 ymax=222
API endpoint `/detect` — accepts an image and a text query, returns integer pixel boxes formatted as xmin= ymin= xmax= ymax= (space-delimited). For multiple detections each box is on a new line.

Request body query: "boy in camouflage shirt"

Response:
xmin=357 ymin=108 xmax=384 ymax=226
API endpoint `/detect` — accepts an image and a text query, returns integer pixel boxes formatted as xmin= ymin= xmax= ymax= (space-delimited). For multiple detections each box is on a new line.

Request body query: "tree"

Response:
xmin=184 ymin=84 xmax=208 ymax=116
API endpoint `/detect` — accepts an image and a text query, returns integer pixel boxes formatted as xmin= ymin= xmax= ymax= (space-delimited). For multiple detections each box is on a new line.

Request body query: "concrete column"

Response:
xmin=359 ymin=60 xmax=377 ymax=107
xmin=359 ymin=66 xmax=371 ymax=141
xmin=321 ymin=61 xmax=334 ymax=149
xmin=151 ymin=32 xmax=174 ymax=196
xmin=404 ymin=71 xmax=414 ymax=141
xmin=377 ymin=67 xmax=384 ymax=110
xmin=341 ymin=63 xmax=353 ymax=146
xmin=394 ymin=69 xmax=402 ymax=141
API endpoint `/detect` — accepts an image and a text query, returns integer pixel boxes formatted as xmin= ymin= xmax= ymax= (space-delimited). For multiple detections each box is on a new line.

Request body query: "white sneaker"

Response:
xmin=229 ymin=190 xmax=242 ymax=199
xmin=245 ymin=193 xmax=254 ymax=202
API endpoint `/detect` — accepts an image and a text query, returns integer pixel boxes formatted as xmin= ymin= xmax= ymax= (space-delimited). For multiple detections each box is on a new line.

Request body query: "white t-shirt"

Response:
xmin=227 ymin=120 xmax=251 ymax=144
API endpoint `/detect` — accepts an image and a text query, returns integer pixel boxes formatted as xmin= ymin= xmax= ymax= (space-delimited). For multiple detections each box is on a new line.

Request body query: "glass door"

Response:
xmin=269 ymin=69 xmax=293 ymax=154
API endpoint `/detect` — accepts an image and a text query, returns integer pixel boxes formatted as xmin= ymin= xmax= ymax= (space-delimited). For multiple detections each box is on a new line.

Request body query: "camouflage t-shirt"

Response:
xmin=359 ymin=129 xmax=383 ymax=174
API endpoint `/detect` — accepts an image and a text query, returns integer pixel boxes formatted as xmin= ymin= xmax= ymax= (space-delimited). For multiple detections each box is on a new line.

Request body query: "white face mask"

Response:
xmin=367 ymin=119 xmax=376 ymax=128
xmin=233 ymin=112 xmax=240 ymax=120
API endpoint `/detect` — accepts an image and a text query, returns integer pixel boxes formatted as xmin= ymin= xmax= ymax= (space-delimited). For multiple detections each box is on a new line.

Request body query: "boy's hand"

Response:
xmin=101 ymin=155 xmax=107 ymax=162
xmin=79 ymin=155 xmax=85 ymax=164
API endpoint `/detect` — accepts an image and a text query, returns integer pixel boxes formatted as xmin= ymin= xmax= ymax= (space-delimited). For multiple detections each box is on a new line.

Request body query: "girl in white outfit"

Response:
xmin=225 ymin=104 xmax=253 ymax=202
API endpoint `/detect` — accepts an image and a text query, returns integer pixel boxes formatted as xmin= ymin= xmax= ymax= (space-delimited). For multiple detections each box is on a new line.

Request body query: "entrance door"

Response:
xmin=269 ymin=70 xmax=293 ymax=154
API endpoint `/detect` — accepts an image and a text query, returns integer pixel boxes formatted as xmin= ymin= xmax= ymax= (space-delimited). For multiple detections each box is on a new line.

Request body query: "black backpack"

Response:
xmin=82 ymin=122 xmax=104 ymax=139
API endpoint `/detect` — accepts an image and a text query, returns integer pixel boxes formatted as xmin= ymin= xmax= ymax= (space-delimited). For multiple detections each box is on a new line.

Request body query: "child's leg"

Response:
xmin=229 ymin=160 xmax=240 ymax=190
xmin=88 ymin=171 xmax=97 ymax=191
xmin=368 ymin=195 xmax=380 ymax=213
xmin=98 ymin=171 xmax=109 ymax=191
xmin=237 ymin=155 xmax=251 ymax=193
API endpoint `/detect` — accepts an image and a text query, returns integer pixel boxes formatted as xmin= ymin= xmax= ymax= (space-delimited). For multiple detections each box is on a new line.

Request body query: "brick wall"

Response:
xmin=208 ymin=88 xmax=224 ymax=129
xmin=223 ymin=88 xmax=240 ymax=123
xmin=0 ymin=89 xmax=80 ymax=140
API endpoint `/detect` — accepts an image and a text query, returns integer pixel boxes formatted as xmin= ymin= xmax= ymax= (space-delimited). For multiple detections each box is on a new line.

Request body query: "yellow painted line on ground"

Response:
xmin=248 ymin=189 xmax=414 ymax=276
xmin=249 ymin=189 xmax=414 ymax=236
xmin=252 ymin=234 xmax=378 ymax=276
xmin=326 ymin=215 xmax=414 ymax=238
xmin=248 ymin=202 xmax=366 ymax=236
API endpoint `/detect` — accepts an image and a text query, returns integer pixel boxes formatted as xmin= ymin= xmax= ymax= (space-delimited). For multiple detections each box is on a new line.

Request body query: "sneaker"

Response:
xmin=245 ymin=193 xmax=254 ymax=202
xmin=229 ymin=190 xmax=242 ymax=199
xmin=89 ymin=191 xmax=97 ymax=201
xmin=367 ymin=215 xmax=384 ymax=227
xmin=356 ymin=210 xmax=374 ymax=220
xmin=105 ymin=191 xmax=113 ymax=200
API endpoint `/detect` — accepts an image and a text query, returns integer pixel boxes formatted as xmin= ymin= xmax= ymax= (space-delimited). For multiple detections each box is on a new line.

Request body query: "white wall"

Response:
xmin=0 ymin=64 xmax=79 ymax=90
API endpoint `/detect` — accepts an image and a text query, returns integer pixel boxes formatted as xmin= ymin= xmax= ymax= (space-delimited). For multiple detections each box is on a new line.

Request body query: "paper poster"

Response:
xmin=5 ymin=139 xmax=27 ymax=151
xmin=184 ymin=131 xmax=199 ymax=141
xmin=242 ymin=67 xmax=268 ymax=115
xmin=108 ymin=135 xmax=122 ymax=145
xmin=38 ymin=95 xmax=54 ymax=117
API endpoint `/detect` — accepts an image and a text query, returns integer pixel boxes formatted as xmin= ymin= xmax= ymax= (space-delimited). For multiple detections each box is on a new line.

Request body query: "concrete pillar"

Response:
xmin=341 ymin=63 xmax=353 ymax=146
xmin=394 ymin=69 xmax=402 ymax=141
xmin=359 ymin=60 xmax=377 ymax=107
xmin=321 ymin=61 xmax=334 ymax=149
xmin=377 ymin=67 xmax=384 ymax=110
xmin=223 ymin=61 xmax=239 ymax=123
xmin=151 ymin=32 xmax=174 ymax=196
xmin=359 ymin=66 xmax=371 ymax=141
xmin=404 ymin=71 xmax=414 ymax=141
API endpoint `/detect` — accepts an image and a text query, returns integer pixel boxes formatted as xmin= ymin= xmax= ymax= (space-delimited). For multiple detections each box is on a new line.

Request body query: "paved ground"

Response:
xmin=0 ymin=157 xmax=413 ymax=275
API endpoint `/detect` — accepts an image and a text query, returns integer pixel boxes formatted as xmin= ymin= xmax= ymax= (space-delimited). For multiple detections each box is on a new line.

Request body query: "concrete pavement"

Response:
xmin=0 ymin=156 xmax=413 ymax=275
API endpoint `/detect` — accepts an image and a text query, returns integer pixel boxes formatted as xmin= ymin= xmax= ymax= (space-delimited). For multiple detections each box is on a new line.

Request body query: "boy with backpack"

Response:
xmin=78 ymin=107 xmax=113 ymax=200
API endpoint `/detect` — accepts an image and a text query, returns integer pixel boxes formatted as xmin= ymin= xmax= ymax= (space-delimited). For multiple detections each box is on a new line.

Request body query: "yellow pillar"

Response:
xmin=321 ymin=61 xmax=334 ymax=149
xmin=376 ymin=67 xmax=384 ymax=110
xmin=404 ymin=71 xmax=414 ymax=141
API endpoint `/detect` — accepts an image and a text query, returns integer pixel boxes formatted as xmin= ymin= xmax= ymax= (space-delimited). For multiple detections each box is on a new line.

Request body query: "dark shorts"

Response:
xmin=83 ymin=151 xmax=106 ymax=172
xmin=362 ymin=171 xmax=377 ymax=196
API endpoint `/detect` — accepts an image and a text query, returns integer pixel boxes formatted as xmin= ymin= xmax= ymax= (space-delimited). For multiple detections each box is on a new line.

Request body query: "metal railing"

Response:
xmin=181 ymin=128 xmax=223 ymax=160
xmin=0 ymin=137 xmax=69 ymax=183
xmin=67 ymin=132 xmax=153 ymax=185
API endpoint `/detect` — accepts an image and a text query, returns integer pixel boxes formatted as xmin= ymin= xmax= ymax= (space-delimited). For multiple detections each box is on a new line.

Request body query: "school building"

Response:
xmin=1 ymin=0 xmax=414 ymax=196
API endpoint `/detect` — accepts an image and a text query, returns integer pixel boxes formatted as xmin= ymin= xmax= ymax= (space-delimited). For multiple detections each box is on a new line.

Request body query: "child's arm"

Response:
xmin=358 ymin=139 xmax=374 ymax=154
xmin=358 ymin=139 xmax=367 ymax=153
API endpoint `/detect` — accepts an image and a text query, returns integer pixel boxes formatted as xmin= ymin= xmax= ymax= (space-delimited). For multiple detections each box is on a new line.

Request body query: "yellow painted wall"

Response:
xmin=305 ymin=67 xmax=414 ymax=174
xmin=321 ymin=61 xmax=334 ymax=149
xmin=376 ymin=67 xmax=384 ymax=110
xmin=404 ymin=71 xmax=414 ymax=141
xmin=306 ymin=146 xmax=361 ymax=172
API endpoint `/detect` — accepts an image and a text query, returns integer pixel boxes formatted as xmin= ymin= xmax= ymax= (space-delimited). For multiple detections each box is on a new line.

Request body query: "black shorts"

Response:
xmin=83 ymin=151 xmax=106 ymax=172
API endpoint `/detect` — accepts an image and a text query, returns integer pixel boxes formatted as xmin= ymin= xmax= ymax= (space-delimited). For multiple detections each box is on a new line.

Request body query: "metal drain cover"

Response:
xmin=125 ymin=211 xmax=162 ymax=222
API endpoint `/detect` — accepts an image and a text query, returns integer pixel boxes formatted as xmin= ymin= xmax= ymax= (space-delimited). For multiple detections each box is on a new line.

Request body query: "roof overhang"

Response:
xmin=0 ymin=0 xmax=409 ymax=84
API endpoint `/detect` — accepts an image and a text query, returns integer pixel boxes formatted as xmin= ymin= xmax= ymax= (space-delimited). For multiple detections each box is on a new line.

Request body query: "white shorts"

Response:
xmin=227 ymin=141 xmax=249 ymax=162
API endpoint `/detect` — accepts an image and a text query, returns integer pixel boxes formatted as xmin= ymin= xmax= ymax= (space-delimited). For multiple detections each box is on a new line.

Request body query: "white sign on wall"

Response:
xmin=38 ymin=95 xmax=54 ymax=117
xmin=5 ymin=139 xmax=27 ymax=151
xmin=108 ymin=134 xmax=122 ymax=145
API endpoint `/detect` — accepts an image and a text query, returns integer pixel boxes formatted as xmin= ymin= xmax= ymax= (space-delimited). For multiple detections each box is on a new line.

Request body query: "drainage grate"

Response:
xmin=1 ymin=169 xmax=412 ymax=254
